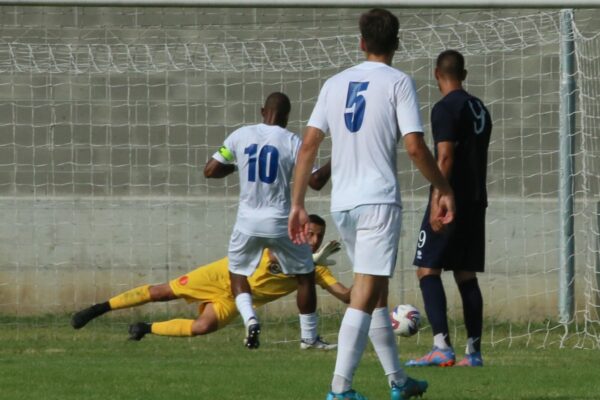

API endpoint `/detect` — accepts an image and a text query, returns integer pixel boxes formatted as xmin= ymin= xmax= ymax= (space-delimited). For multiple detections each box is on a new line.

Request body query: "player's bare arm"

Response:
xmin=204 ymin=158 xmax=236 ymax=178
xmin=403 ymin=132 xmax=455 ymax=227
xmin=430 ymin=140 xmax=455 ymax=232
xmin=289 ymin=126 xmax=324 ymax=244
xmin=308 ymin=159 xmax=331 ymax=191
xmin=325 ymin=282 xmax=351 ymax=304
xmin=436 ymin=141 xmax=455 ymax=178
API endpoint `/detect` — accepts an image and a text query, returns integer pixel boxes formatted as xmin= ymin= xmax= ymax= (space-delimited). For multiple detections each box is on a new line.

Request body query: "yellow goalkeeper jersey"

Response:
xmin=170 ymin=250 xmax=338 ymax=308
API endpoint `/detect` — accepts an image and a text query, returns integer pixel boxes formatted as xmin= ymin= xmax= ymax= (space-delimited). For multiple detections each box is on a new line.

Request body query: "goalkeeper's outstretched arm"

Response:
xmin=325 ymin=283 xmax=351 ymax=304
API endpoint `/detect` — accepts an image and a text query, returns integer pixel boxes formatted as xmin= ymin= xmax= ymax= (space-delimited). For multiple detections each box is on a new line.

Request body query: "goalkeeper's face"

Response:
xmin=307 ymin=223 xmax=325 ymax=253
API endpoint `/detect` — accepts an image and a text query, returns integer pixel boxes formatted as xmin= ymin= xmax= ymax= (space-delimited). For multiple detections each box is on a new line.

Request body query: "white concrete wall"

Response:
xmin=0 ymin=196 xmax=592 ymax=322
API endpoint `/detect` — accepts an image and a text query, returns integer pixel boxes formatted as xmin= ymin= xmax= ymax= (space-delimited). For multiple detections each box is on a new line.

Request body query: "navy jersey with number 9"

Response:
xmin=430 ymin=89 xmax=492 ymax=207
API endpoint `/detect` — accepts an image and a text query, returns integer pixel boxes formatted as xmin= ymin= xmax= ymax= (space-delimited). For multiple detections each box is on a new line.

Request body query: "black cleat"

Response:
xmin=244 ymin=320 xmax=261 ymax=349
xmin=128 ymin=322 xmax=151 ymax=341
xmin=71 ymin=302 xmax=110 ymax=329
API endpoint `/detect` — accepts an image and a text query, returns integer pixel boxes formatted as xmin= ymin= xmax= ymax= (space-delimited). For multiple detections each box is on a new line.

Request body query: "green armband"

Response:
xmin=218 ymin=146 xmax=234 ymax=162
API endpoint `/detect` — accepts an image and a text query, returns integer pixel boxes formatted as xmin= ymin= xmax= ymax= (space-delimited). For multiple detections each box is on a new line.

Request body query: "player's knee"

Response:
xmin=416 ymin=267 xmax=441 ymax=280
xmin=191 ymin=319 xmax=218 ymax=336
xmin=148 ymin=284 xmax=176 ymax=301
xmin=453 ymin=270 xmax=476 ymax=284
xmin=296 ymin=271 xmax=316 ymax=285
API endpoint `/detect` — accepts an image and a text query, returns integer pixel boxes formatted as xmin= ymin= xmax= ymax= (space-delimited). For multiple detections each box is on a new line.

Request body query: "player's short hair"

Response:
xmin=308 ymin=214 xmax=326 ymax=227
xmin=359 ymin=8 xmax=399 ymax=55
xmin=436 ymin=50 xmax=466 ymax=81
xmin=264 ymin=92 xmax=291 ymax=116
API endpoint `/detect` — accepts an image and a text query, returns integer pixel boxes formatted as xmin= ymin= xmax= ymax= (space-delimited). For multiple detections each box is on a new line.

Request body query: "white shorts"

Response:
xmin=332 ymin=204 xmax=402 ymax=277
xmin=227 ymin=229 xmax=314 ymax=276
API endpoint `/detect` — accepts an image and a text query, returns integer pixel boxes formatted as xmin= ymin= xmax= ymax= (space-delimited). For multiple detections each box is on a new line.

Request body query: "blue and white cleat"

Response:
xmin=391 ymin=377 xmax=428 ymax=400
xmin=326 ymin=389 xmax=368 ymax=400
xmin=405 ymin=346 xmax=455 ymax=367
xmin=456 ymin=352 xmax=483 ymax=367
xmin=300 ymin=335 xmax=337 ymax=350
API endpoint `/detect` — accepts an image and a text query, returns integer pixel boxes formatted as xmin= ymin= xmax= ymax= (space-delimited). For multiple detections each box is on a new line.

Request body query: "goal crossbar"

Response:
xmin=1 ymin=0 xmax=600 ymax=8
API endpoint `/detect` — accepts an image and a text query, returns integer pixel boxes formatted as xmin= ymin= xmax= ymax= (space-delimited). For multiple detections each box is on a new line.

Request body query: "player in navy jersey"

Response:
xmin=407 ymin=50 xmax=492 ymax=368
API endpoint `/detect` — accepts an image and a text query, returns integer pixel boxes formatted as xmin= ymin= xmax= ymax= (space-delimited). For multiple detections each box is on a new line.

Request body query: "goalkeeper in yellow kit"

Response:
xmin=71 ymin=213 xmax=349 ymax=349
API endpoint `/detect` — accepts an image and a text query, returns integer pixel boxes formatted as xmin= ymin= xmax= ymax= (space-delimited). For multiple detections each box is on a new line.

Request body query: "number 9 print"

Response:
xmin=417 ymin=230 xmax=427 ymax=248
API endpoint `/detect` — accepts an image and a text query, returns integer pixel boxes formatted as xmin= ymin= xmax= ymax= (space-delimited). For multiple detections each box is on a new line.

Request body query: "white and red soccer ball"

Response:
xmin=390 ymin=304 xmax=421 ymax=337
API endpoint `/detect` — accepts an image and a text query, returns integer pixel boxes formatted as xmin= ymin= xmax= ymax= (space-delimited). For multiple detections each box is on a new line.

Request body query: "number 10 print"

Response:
xmin=244 ymin=144 xmax=280 ymax=184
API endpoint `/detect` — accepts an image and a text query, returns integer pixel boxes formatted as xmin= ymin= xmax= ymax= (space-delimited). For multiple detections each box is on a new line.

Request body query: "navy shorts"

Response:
xmin=413 ymin=204 xmax=486 ymax=272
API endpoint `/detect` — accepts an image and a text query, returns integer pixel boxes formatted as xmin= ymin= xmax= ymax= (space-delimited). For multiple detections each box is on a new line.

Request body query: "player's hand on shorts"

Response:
xmin=430 ymin=189 xmax=455 ymax=232
xmin=429 ymin=213 xmax=445 ymax=233
xmin=429 ymin=200 xmax=445 ymax=232
xmin=313 ymin=240 xmax=341 ymax=266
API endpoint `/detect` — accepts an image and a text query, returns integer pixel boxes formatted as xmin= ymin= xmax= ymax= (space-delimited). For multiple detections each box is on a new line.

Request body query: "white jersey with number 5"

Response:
xmin=212 ymin=123 xmax=301 ymax=237
xmin=307 ymin=61 xmax=423 ymax=212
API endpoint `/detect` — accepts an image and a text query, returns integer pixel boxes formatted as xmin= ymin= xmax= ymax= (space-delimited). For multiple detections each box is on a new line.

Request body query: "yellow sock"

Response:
xmin=108 ymin=284 xmax=151 ymax=310
xmin=151 ymin=319 xmax=194 ymax=337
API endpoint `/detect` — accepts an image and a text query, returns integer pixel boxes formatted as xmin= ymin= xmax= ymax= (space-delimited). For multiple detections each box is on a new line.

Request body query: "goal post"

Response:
xmin=0 ymin=4 xmax=599 ymax=349
xmin=558 ymin=8 xmax=576 ymax=325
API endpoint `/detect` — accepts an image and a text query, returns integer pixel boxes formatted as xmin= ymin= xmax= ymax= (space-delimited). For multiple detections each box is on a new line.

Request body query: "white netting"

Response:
xmin=573 ymin=24 xmax=600 ymax=349
xmin=0 ymin=13 xmax=561 ymax=73
xmin=0 ymin=6 xmax=598 ymax=348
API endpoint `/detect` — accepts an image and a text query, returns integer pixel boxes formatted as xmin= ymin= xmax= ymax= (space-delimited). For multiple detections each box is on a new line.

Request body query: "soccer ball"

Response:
xmin=390 ymin=304 xmax=421 ymax=337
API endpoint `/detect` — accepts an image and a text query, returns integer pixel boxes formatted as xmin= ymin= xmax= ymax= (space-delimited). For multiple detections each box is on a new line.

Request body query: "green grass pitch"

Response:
xmin=1 ymin=317 xmax=598 ymax=400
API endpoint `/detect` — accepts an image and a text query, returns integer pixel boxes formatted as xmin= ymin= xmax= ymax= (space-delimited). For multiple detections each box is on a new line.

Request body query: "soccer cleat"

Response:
xmin=405 ymin=346 xmax=456 ymax=367
xmin=128 ymin=322 xmax=151 ymax=341
xmin=456 ymin=352 xmax=484 ymax=367
xmin=70 ymin=302 xmax=110 ymax=329
xmin=391 ymin=377 xmax=429 ymax=400
xmin=244 ymin=320 xmax=261 ymax=349
xmin=325 ymin=389 xmax=368 ymax=400
xmin=300 ymin=335 xmax=337 ymax=350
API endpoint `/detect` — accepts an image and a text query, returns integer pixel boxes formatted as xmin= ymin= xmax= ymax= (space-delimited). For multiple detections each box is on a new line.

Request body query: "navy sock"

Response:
xmin=419 ymin=275 xmax=451 ymax=347
xmin=458 ymin=278 xmax=483 ymax=353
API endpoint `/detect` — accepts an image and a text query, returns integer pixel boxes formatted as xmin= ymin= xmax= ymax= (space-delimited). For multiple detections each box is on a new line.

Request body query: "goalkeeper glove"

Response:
xmin=312 ymin=240 xmax=341 ymax=266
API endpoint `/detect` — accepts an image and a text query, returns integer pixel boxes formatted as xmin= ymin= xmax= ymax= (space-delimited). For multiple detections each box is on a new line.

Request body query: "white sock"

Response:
xmin=466 ymin=337 xmax=479 ymax=354
xmin=434 ymin=333 xmax=449 ymax=350
xmin=299 ymin=312 xmax=318 ymax=342
xmin=331 ymin=308 xmax=371 ymax=393
xmin=369 ymin=307 xmax=407 ymax=387
xmin=234 ymin=293 xmax=257 ymax=326
xmin=332 ymin=375 xmax=351 ymax=394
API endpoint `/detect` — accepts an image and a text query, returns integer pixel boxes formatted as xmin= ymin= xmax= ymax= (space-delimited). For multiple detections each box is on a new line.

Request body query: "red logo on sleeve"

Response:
xmin=179 ymin=275 xmax=189 ymax=286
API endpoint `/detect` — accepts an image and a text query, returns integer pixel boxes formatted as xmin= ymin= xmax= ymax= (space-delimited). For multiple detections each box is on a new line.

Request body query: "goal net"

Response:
xmin=0 ymin=6 xmax=598 ymax=349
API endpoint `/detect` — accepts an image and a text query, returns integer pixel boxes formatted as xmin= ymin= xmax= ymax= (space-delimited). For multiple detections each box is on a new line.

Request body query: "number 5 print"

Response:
xmin=344 ymin=81 xmax=370 ymax=133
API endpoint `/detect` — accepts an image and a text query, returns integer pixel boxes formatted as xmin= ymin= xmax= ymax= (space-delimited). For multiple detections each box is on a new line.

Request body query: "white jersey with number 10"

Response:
xmin=212 ymin=123 xmax=301 ymax=238
xmin=307 ymin=61 xmax=423 ymax=212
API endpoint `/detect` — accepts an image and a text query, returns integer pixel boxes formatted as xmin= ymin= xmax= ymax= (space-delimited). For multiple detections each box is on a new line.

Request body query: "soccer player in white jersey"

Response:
xmin=289 ymin=9 xmax=455 ymax=400
xmin=205 ymin=92 xmax=322 ymax=350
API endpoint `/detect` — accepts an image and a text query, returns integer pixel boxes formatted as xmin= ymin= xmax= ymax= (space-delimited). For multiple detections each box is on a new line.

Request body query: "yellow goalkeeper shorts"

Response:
xmin=168 ymin=259 xmax=239 ymax=329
